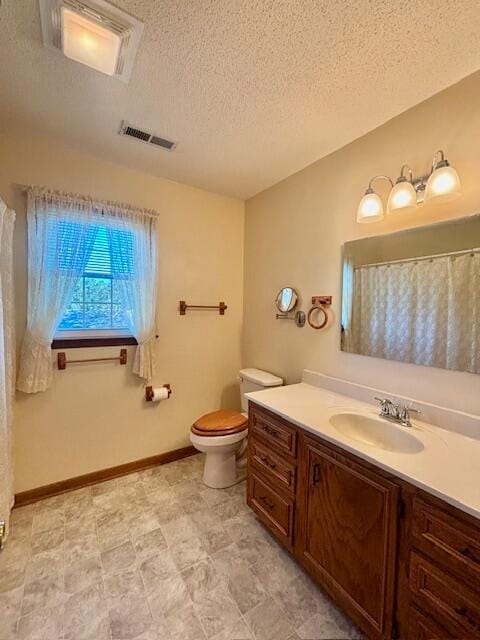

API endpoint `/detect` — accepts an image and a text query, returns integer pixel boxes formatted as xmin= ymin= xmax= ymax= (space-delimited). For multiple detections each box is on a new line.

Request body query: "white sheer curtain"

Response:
xmin=349 ymin=251 xmax=480 ymax=374
xmin=17 ymin=188 xmax=98 ymax=393
xmin=0 ymin=198 xmax=15 ymax=541
xmin=17 ymin=188 xmax=159 ymax=393
xmin=107 ymin=212 xmax=158 ymax=380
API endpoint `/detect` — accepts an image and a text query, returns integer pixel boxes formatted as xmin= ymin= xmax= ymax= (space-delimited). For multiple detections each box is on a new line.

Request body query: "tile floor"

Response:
xmin=0 ymin=454 xmax=360 ymax=640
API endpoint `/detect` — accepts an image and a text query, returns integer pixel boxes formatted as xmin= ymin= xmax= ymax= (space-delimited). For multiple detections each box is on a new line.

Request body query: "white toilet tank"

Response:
xmin=239 ymin=368 xmax=283 ymax=413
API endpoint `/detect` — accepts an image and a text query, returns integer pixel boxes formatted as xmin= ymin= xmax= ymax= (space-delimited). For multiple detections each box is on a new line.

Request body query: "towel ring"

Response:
xmin=307 ymin=305 xmax=328 ymax=330
xmin=307 ymin=296 xmax=332 ymax=330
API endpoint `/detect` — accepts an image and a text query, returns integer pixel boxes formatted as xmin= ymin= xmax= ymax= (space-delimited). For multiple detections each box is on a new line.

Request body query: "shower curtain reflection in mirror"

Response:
xmin=341 ymin=215 xmax=480 ymax=375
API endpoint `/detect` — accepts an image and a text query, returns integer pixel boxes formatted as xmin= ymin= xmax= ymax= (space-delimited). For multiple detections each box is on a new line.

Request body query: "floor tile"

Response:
xmin=65 ymin=511 xmax=97 ymax=541
xmin=182 ymin=558 xmax=221 ymax=602
xmin=170 ymin=533 xmax=208 ymax=571
xmin=199 ymin=486 xmax=231 ymax=508
xmin=31 ymin=526 xmax=64 ymax=556
xmin=225 ymin=565 xmax=266 ymax=614
xmin=296 ymin=611 xmax=360 ymax=639
xmin=63 ymin=583 xmax=110 ymax=640
xmin=108 ymin=594 xmax=154 ymax=640
xmin=193 ymin=582 xmax=242 ymax=638
xmin=244 ymin=596 xmax=295 ymax=640
xmin=160 ymin=514 xmax=196 ymax=546
xmin=22 ymin=570 xmax=64 ymax=617
xmin=211 ymin=543 xmax=251 ymax=578
xmin=212 ymin=496 xmax=249 ymax=525
xmin=198 ymin=524 xmax=233 ymax=555
xmin=125 ymin=509 xmax=161 ymax=537
xmin=65 ymin=555 xmax=103 ymax=595
xmin=139 ymin=549 xmax=178 ymax=593
xmin=148 ymin=573 xmax=191 ymax=619
xmin=212 ymin=618 xmax=253 ymax=640
xmin=64 ymin=530 xmax=99 ymax=563
xmin=101 ymin=541 xmax=136 ymax=575
xmin=25 ymin=549 xmax=63 ymax=583
xmin=0 ymin=559 xmax=26 ymax=592
xmin=0 ymin=584 xmax=23 ymax=626
xmin=274 ymin=575 xmax=321 ymax=626
xmin=16 ymin=603 xmax=64 ymax=639
xmin=32 ymin=508 xmax=65 ymax=535
xmin=104 ymin=568 xmax=145 ymax=601
xmin=0 ymin=614 xmax=18 ymax=640
xmin=250 ymin=546 xmax=303 ymax=597
xmin=133 ymin=527 xmax=168 ymax=563
xmin=151 ymin=499 xmax=185 ymax=526
xmin=166 ymin=603 xmax=206 ymax=640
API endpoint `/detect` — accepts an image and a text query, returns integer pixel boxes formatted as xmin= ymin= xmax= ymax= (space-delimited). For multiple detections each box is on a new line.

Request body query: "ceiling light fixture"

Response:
xmin=38 ymin=0 xmax=144 ymax=82
xmin=357 ymin=150 xmax=461 ymax=223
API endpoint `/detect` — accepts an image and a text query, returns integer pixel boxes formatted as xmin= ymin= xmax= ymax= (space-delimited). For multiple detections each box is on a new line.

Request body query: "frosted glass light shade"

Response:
xmin=387 ymin=180 xmax=417 ymax=214
xmin=356 ymin=191 xmax=384 ymax=223
xmin=61 ymin=7 xmax=121 ymax=76
xmin=425 ymin=165 xmax=461 ymax=204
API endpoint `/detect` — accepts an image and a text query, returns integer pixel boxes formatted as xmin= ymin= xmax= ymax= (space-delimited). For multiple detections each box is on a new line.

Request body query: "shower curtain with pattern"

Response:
xmin=348 ymin=251 xmax=480 ymax=374
xmin=0 ymin=198 xmax=15 ymax=543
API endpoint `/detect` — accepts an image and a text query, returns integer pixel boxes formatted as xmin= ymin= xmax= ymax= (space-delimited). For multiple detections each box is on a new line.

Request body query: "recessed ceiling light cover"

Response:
xmin=38 ymin=0 xmax=144 ymax=82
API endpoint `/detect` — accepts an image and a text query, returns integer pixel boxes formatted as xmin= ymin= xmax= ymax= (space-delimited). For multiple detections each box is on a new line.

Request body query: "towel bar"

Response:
xmin=57 ymin=349 xmax=127 ymax=370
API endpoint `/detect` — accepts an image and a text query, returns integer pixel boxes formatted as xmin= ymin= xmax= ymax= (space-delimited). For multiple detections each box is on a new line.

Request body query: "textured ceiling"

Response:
xmin=1 ymin=1 xmax=480 ymax=199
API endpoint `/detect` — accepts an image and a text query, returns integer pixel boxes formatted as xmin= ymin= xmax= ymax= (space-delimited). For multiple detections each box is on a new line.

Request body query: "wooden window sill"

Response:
xmin=52 ymin=336 xmax=138 ymax=349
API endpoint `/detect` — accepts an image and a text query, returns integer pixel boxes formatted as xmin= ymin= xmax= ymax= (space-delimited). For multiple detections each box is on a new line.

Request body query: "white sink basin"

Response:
xmin=329 ymin=412 xmax=424 ymax=453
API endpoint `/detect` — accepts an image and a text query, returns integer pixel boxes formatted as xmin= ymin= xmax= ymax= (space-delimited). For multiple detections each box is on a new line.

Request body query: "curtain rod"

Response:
xmin=16 ymin=184 xmax=159 ymax=218
xmin=355 ymin=247 xmax=480 ymax=270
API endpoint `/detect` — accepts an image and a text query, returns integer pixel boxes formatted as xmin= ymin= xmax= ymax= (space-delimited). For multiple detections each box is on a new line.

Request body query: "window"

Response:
xmin=53 ymin=223 xmax=137 ymax=347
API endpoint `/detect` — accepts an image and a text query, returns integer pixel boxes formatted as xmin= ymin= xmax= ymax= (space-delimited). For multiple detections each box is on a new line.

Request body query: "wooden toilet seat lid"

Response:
xmin=191 ymin=410 xmax=248 ymax=437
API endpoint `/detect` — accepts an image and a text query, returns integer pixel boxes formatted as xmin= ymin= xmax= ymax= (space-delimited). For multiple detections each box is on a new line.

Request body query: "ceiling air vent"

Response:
xmin=119 ymin=121 xmax=177 ymax=151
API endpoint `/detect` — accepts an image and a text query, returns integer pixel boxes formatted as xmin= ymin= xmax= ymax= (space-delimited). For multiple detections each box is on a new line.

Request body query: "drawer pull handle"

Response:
xmin=312 ymin=463 xmax=321 ymax=485
xmin=262 ymin=425 xmax=279 ymax=438
xmin=260 ymin=455 xmax=277 ymax=470
xmin=454 ymin=606 xmax=480 ymax=631
xmin=259 ymin=495 xmax=275 ymax=510
xmin=459 ymin=546 xmax=480 ymax=563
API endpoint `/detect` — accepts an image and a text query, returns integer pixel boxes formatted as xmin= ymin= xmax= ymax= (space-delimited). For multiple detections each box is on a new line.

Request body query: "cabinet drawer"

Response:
xmin=407 ymin=605 xmax=453 ymax=640
xmin=250 ymin=407 xmax=297 ymax=457
xmin=412 ymin=497 xmax=480 ymax=586
xmin=250 ymin=439 xmax=296 ymax=493
xmin=409 ymin=552 xmax=480 ymax=638
xmin=247 ymin=470 xmax=294 ymax=548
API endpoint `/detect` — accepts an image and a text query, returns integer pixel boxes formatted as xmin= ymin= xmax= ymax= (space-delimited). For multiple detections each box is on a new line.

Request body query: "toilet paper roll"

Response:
xmin=147 ymin=387 xmax=170 ymax=402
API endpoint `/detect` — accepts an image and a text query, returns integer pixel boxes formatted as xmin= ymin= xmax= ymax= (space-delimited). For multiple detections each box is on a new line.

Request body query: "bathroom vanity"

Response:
xmin=246 ymin=382 xmax=480 ymax=640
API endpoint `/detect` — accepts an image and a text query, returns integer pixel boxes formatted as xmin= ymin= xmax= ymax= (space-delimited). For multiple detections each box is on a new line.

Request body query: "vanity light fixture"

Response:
xmin=387 ymin=165 xmax=417 ymax=215
xmin=356 ymin=176 xmax=393 ymax=223
xmin=38 ymin=0 xmax=144 ymax=82
xmin=424 ymin=150 xmax=462 ymax=204
xmin=357 ymin=150 xmax=461 ymax=223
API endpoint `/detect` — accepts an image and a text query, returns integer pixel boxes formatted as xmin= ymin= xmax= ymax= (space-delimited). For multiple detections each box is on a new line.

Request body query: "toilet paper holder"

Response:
xmin=145 ymin=384 xmax=172 ymax=402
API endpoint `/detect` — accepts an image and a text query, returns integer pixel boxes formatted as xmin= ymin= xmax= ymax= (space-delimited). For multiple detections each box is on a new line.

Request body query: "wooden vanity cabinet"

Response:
xmin=296 ymin=435 xmax=399 ymax=639
xmin=247 ymin=402 xmax=480 ymax=640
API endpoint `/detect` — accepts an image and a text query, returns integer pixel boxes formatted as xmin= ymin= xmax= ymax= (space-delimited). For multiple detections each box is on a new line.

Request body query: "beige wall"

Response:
xmin=244 ymin=71 xmax=480 ymax=416
xmin=0 ymin=128 xmax=244 ymax=493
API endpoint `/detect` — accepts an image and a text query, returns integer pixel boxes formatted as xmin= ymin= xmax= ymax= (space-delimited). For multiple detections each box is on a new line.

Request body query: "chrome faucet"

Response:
xmin=374 ymin=397 xmax=420 ymax=428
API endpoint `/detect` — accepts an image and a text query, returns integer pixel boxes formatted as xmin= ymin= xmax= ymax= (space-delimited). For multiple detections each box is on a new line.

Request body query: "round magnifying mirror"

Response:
xmin=276 ymin=287 xmax=298 ymax=313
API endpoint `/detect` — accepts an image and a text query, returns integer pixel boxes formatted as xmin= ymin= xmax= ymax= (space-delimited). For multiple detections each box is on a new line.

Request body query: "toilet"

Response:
xmin=190 ymin=368 xmax=283 ymax=488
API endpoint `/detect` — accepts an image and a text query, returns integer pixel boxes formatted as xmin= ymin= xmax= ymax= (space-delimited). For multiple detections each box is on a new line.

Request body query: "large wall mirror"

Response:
xmin=341 ymin=215 xmax=480 ymax=374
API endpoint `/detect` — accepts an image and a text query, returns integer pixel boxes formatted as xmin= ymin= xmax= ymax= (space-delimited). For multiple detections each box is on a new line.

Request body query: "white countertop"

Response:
xmin=246 ymin=382 xmax=480 ymax=520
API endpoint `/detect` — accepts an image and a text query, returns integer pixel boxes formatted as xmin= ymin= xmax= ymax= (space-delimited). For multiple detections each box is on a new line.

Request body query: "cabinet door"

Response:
xmin=296 ymin=435 xmax=399 ymax=640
